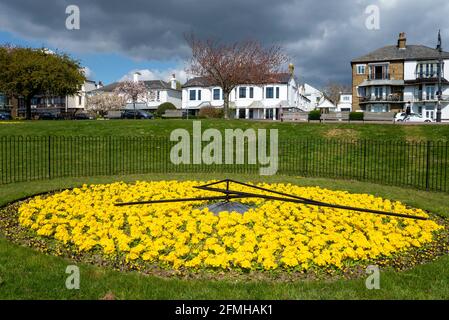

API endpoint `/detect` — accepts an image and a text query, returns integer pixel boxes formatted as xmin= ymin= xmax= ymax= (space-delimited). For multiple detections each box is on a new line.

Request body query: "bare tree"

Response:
xmin=114 ymin=80 xmax=148 ymax=119
xmin=322 ymin=82 xmax=351 ymax=105
xmin=186 ymin=34 xmax=288 ymax=119
xmin=86 ymin=93 xmax=125 ymax=118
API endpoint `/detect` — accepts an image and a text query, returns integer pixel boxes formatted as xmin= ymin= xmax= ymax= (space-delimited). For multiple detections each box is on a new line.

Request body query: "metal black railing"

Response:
xmin=0 ymin=136 xmax=448 ymax=193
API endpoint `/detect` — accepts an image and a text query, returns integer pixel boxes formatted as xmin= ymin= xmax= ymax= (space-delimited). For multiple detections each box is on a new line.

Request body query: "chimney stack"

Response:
xmin=288 ymin=63 xmax=295 ymax=76
xmin=133 ymin=72 xmax=141 ymax=83
xmin=398 ymin=32 xmax=407 ymax=49
xmin=170 ymin=73 xmax=177 ymax=90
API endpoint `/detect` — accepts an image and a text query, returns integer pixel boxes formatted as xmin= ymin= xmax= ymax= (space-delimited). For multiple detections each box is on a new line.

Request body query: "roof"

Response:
xmin=91 ymin=80 xmax=179 ymax=93
xmin=182 ymin=77 xmax=211 ymax=88
xmin=182 ymin=73 xmax=293 ymax=88
xmin=351 ymin=45 xmax=449 ymax=63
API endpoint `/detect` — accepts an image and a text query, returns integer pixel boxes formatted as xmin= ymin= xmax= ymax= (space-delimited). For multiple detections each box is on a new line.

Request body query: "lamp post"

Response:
xmin=437 ymin=30 xmax=443 ymax=123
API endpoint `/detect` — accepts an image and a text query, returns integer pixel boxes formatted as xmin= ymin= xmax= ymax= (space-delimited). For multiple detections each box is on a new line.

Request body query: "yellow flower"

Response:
xmin=17 ymin=180 xmax=444 ymax=272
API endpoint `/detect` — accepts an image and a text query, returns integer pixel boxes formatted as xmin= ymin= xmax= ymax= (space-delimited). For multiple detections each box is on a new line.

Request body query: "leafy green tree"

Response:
xmin=156 ymin=102 xmax=176 ymax=117
xmin=0 ymin=46 xmax=86 ymax=119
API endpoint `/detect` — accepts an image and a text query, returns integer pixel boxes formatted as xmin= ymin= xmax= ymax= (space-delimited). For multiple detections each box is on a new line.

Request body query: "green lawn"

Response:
xmin=1 ymin=173 xmax=449 ymax=299
xmin=1 ymin=119 xmax=449 ymax=141
xmin=1 ymin=120 xmax=448 ymax=192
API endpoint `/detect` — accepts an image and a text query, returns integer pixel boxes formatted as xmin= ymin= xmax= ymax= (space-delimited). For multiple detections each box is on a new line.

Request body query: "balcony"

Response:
xmin=359 ymin=93 xmax=403 ymax=103
xmin=415 ymin=72 xmax=439 ymax=79
xmin=368 ymin=73 xmax=391 ymax=81
xmin=413 ymin=94 xmax=449 ymax=102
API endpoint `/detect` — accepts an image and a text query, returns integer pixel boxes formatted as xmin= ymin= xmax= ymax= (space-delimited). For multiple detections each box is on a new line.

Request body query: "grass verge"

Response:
xmin=1 ymin=173 xmax=449 ymax=299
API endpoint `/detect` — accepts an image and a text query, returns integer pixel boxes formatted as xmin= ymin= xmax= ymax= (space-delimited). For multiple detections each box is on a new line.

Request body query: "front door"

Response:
xmin=425 ymin=109 xmax=435 ymax=120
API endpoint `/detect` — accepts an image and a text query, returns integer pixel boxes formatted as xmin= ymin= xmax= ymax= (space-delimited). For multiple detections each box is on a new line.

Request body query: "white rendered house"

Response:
xmin=336 ymin=93 xmax=352 ymax=112
xmin=65 ymin=80 xmax=99 ymax=111
xmin=92 ymin=73 xmax=182 ymax=111
xmin=181 ymin=71 xmax=302 ymax=120
xmin=298 ymin=83 xmax=337 ymax=112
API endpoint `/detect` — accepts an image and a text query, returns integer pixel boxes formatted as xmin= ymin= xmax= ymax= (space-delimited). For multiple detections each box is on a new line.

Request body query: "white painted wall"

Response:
xmin=124 ymin=89 xmax=182 ymax=110
xmin=66 ymin=81 xmax=98 ymax=110
xmin=298 ymin=83 xmax=326 ymax=111
xmin=181 ymin=82 xmax=296 ymax=110
xmin=404 ymin=61 xmax=417 ymax=81
xmin=337 ymin=94 xmax=352 ymax=111
xmin=166 ymin=90 xmax=182 ymax=108
xmin=405 ymin=59 xmax=449 ymax=80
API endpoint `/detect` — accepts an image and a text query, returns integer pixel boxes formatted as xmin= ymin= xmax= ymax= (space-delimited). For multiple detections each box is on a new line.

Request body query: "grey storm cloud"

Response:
xmin=1 ymin=0 xmax=449 ymax=86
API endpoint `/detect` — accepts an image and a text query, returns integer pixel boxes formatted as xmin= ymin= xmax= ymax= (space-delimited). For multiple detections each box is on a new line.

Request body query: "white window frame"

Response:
xmin=356 ymin=64 xmax=366 ymax=75
xmin=213 ymin=88 xmax=221 ymax=100
xmin=189 ymin=89 xmax=196 ymax=101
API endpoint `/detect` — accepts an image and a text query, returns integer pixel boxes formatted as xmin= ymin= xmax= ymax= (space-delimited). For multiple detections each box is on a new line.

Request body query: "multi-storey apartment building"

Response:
xmin=351 ymin=32 xmax=449 ymax=120
xmin=181 ymin=67 xmax=301 ymax=120
xmin=2 ymin=80 xmax=101 ymax=117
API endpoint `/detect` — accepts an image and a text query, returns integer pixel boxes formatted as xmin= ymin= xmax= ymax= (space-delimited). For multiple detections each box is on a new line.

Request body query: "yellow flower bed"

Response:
xmin=18 ymin=181 xmax=443 ymax=271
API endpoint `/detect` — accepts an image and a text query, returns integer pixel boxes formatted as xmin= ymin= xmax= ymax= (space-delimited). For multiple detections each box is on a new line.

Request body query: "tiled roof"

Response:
xmin=144 ymin=80 xmax=176 ymax=90
xmin=352 ymin=45 xmax=449 ymax=63
xmin=182 ymin=77 xmax=211 ymax=88
xmin=182 ymin=73 xmax=292 ymax=88
xmin=91 ymin=80 xmax=179 ymax=93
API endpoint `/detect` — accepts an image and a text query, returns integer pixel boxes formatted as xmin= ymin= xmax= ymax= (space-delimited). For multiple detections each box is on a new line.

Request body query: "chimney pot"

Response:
xmin=398 ymin=32 xmax=407 ymax=49
xmin=133 ymin=72 xmax=141 ymax=83
xmin=170 ymin=74 xmax=177 ymax=90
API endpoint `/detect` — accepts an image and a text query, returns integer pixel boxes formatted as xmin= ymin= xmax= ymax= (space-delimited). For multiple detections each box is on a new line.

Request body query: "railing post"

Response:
xmin=108 ymin=136 xmax=112 ymax=176
xmin=48 ymin=136 xmax=52 ymax=179
xmin=425 ymin=140 xmax=431 ymax=191
xmin=362 ymin=139 xmax=367 ymax=180
xmin=304 ymin=139 xmax=309 ymax=176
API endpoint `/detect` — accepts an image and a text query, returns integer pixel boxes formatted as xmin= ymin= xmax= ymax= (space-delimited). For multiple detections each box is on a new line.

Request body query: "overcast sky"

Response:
xmin=0 ymin=0 xmax=448 ymax=87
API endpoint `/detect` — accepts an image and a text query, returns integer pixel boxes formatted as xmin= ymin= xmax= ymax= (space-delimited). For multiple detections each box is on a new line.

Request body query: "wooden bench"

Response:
xmin=320 ymin=112 xmax=350 ymax=123
xmin=282 ymin=112 xmax=308 ymax=121
xmin=363 ymin=112 xmax=395 ymax=123
xmin=162 ymin=109 xmax=183 ymax=118
xmin=106 ymin=111 xmax=123 ymax=119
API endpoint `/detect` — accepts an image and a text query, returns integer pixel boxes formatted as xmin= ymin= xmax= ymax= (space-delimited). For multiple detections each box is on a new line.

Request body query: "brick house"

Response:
xmin=351 ymin=32 xmax=449 ymax=120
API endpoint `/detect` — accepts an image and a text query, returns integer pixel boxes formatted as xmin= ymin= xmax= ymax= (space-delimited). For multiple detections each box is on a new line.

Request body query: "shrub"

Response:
xmin=349 ymin=112 xmax=364 ymax=121
xmin=156 ymin=102 xmax=176 ymax=117
xmin=308 ymin=110 xmax=321 ymax=121
xmin=198 ymin=106 xmax=224 ymax=119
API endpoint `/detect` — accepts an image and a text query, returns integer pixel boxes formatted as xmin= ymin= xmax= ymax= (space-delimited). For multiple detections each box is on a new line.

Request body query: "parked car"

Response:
xmin=0 ymin=112 xmax=11 ymax=120
xmin=121 ymin=110 xmax=153 ymax=119
xmin=74 ymin=113 xmax=94 ymax=120
xmin=404 ymin=113 xmax=434 ymax=123
xmin=37 ymin=112 xmax=62 ymax=120
xmin=394 ymin=112 xmax=408 ymax=122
